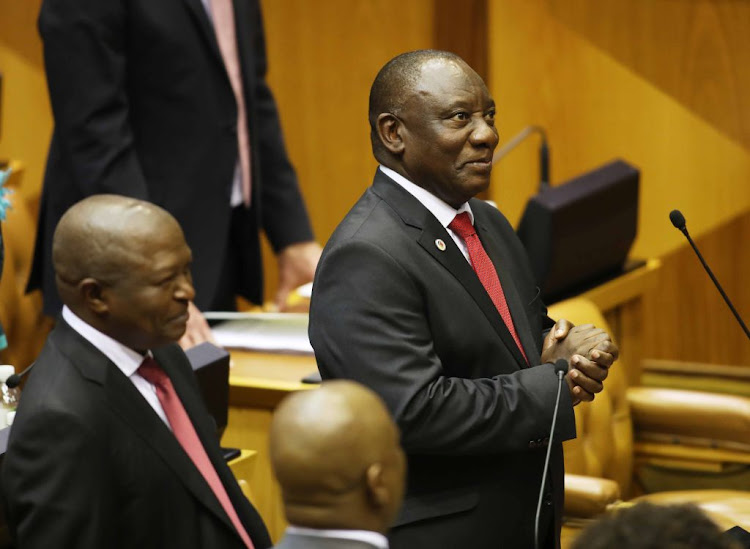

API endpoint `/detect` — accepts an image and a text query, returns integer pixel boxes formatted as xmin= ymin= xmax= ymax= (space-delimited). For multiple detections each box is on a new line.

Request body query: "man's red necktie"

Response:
xmin=138 ymin=357 xmax=255 ymax=548
xmin=449 ymin=212 xmax=529 ymax=364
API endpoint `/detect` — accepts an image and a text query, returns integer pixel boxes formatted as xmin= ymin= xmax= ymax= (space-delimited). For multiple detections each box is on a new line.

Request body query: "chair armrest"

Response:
xmin=641 ymin=359 xmax=750 ymax=397
xmin=627 ymin=387 xmax=750 ymax=451
xmin=564 ymin=474 xmax=621 ymax=518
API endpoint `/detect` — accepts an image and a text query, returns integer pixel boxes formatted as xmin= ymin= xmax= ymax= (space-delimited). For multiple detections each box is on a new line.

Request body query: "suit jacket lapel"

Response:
xmin=104 ymin=365 xmax=235 ymax=533
xmin=232 ymin=0 xmax=258 ymax=95
xmin=371 ymin=172 xmax=528 ymax=370
xmin=51 ymin=320 xmax=237 ymax=534
xmin=182 ymin=0 xmax=225 ymax=66
xmin=152 ymin=346 xmax=247 ymax=529
xmin=474 ymin=212 xmax=541 ymax=362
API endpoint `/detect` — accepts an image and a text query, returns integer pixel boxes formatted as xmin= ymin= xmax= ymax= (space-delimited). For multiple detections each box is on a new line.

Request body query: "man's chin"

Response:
xmin=459 ymin=177 xmax=491 ymax=203
xmin=162 ymin=322 xmax=189 ymax=346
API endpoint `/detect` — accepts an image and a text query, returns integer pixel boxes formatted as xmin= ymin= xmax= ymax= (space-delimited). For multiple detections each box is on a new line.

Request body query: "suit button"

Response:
xmin=528 ymin=441 xmax=537 ymax=449
xmin=542 ymin=437 xmax=550 ymax=445
xmin=544 ymin=492 xmax=553 ymax=506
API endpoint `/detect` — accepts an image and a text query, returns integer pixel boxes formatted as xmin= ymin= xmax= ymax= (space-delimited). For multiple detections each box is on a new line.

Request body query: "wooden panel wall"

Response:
xmin=643 ymin=210 xmax=750 ymax=366
xmin=487 ymin=0 xmax=750 ymax=365
xmin=260 ymin=0 xmax=434 ymax=250
xmin=487 ymin=0 xmax=750 ymax=260
xmin=547 ymin=0 xmax=750 ymax=154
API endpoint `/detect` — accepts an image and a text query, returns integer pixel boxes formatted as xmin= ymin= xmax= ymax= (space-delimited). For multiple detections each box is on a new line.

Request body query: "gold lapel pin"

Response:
xmin=435 ymin=238 xmax=446 ymax=251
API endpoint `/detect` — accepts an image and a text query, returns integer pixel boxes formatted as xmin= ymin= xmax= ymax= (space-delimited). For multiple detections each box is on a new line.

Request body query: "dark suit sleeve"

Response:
xmin=2 ymin=408 xmax=116 ymax=548
xmin=246 ymin=0 xmax=314 ymax=251
xmin=309 ymin=240 xmax=575 ymax=456
xmin=39 ymin=0 xmax=149 ymax=198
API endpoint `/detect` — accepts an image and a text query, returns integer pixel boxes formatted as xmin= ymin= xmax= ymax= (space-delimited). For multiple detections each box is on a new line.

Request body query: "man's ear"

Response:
xmin=365 ymin=462 xmax=388 ymax=508
xmin=376 ymin=113 xmax=406 ymax=156
xmin=79 ymin=278 xmax=108 ymax=314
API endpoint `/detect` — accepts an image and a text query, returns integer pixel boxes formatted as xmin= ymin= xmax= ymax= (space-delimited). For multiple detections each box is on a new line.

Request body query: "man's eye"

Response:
xmin=156 ymin=275 xmax=175 ymax=287
xmin=485 ymin=109 xmax=496 ymax=120
xmin=452 ymin=112 xmax=469 ymax=121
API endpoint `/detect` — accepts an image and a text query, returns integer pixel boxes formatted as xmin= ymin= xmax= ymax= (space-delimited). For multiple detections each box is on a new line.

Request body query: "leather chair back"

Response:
xmin=548 ymin=298 xmax=634 ymax=497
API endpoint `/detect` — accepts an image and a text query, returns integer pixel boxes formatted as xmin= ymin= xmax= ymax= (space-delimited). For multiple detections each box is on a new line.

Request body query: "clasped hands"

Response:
xmin=540 ymin=320 xmax=619 ymax=406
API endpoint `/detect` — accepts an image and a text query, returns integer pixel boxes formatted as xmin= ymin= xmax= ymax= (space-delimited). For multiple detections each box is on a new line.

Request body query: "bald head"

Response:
xmin=270 ymin=380 xmax=405 ymax=533
xmin=368 ymin=49 xmax=465 ymax=162
xmin=53 ymin=195 xmax=182 ymax=292
xmin=53 ymin=195 xmax=194 ymax=350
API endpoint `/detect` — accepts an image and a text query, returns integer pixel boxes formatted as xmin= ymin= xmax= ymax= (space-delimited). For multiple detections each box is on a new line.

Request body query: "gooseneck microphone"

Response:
xmin=6 ymin=362 xmax=34 ymax=389
xmin=669 ymin=210 xmax=750 ymax=340
xmin=534 ymin=359 xmax=568 ymax=549
xmin=492 ymin=125 xmax=551 ymax=191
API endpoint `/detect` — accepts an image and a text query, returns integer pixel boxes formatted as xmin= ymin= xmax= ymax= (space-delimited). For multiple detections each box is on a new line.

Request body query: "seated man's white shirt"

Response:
xmin=285 ymin=525 xmax=388 ymax=549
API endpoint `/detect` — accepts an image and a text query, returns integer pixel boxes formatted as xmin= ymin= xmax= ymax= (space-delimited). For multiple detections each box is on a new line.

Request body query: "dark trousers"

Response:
xmin=209 ymin=205 xmax=262 ymax=311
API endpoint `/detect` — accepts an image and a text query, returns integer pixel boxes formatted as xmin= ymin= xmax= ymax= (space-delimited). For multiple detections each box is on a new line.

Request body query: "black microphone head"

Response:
xmin=539 ymin=139 xmax=550 ymax=190
xmin=553 ymin=359 xmax=569 ymax=376
xmin=669 ymin=209 xmax=686 ymax=231
xmin=5 ymin=373 xmax=22 ymax=389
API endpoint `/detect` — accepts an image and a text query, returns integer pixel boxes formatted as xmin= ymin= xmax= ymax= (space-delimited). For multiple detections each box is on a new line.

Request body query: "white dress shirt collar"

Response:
xmin=379 ymin=165 xmax=474 ymax=227
xmin=200 ymin=0 xmax=212 ymax=18
xmin=62 ymin=306 xmax=146 ymax=377
xmin=285 ymin=525 xmax=388 ymax=549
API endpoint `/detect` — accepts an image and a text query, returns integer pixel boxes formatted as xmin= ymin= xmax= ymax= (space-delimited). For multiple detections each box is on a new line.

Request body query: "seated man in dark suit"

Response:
xmin=309 ymin=50 xmax=618 ymax=549
xmin=1 ymin=195 xmax=271 ymax=548
xmin=269 ymin=380 xmax=406 ymax=549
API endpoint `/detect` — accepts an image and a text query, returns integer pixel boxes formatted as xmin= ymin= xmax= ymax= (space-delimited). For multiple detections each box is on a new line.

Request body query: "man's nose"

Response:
xmin=175 ymin=275 xmax=196 ymax=301
xmin=470 ymin=118 xmax=499 ymax=148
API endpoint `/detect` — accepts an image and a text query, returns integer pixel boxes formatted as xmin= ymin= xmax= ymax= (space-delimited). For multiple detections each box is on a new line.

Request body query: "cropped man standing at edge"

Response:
xmin=309 ymin=50 xmax=618 ymax=549
xmin=3 ymin=195 xmax=271 ymax=548
xmin=30 ymin=0 xmax=321 ymax=347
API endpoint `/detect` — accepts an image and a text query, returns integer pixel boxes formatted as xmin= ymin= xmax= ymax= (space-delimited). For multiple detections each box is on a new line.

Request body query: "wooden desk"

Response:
xmin=221 ymin=352 xmax=316 ymax=542
xmin=221 ymin=259 xmax=661 ymax=541
xmin=227 ymin=449 xmax=260 ymax=504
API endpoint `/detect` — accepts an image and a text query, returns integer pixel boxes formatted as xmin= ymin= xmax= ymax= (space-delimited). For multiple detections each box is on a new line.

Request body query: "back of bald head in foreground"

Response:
xmin=52 ymin=194 xmax=194 ymax=351
xmin=270 ymin=380 xmax=405 ymax=534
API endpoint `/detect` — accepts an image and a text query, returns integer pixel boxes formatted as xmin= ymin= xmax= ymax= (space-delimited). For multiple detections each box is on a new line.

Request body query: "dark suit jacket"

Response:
xmin=30 ymin=0 xmax=313 ymax=312
xmin=273 ymin=531 xmax=382 ymax=549
xmin=309 ymin=171 xmax=577 ymax=549
xmin=0 ymin=318 xmax=271 ymax=548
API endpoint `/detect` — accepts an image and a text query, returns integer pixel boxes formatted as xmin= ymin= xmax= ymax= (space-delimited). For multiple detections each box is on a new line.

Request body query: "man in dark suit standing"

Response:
xmin=29 ymin=0 xmax=321 ymax=346
xmin=3 ymin=195 xmax=271 ymax=548
xmin=270 ymin=380 xmax=406 ymax=549
xmin=309 ymin=50 xmax=618 ymax=549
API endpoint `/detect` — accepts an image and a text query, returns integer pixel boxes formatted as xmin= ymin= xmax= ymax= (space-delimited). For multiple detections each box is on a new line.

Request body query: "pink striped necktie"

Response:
xmin=138 ymin=357 xmax=255 ymax=548
xmin=449 ymin=212 xmax=529 ymax=364
xmin=210 ymin=0 xmax=252 ymax=206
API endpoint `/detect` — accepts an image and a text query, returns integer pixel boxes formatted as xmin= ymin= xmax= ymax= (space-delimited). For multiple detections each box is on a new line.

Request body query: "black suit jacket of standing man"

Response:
xmin=1 ymin=317 xmax=272 ymax=548
xmin=30 ymin=0 xmax=314 ymax=312
xmin=310 ymin=169 xmax=577 ymax=549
